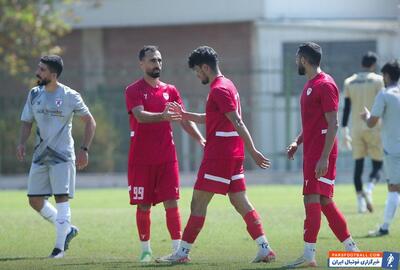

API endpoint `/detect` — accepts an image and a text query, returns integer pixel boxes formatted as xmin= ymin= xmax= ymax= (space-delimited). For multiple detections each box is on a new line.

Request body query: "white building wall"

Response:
xmin=70 ymin=0 xmax=265 ymax=28
xmin=264 ymin=0 xmax=398 ymax=20
xmin=69 ymin=0 xmax=398 ymax=28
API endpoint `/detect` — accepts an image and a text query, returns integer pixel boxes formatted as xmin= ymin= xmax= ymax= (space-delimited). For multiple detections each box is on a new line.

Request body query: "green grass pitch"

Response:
xmin=0 ymin=184 xmax=398 ymax=269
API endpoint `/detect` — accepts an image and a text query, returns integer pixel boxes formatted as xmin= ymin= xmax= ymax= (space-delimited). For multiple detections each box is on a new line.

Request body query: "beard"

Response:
xmin=297 ymin=64 xmax=306 ymax=75
xmin=147 ymin=68 xmax=161 ymax=78
xmin=36 ymin=76 xmax=51 ymax=86
xmin=201 ymin=78 xmax=209 ymax=85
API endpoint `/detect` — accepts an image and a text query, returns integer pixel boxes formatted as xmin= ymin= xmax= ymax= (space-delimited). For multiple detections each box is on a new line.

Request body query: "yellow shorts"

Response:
xmin=351 ymin=129 xmax=383 ymax=160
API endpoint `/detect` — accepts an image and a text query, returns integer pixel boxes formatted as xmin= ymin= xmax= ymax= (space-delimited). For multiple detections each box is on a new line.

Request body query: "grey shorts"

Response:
xmin=27 ymin=161 xmax=76 ymax=198
xmin=384 ymin=154 xmax=400 ymax=185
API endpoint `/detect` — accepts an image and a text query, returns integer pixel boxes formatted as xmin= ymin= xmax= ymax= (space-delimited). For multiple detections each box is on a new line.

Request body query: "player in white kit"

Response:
xmin=361 ymin=60 xmax=400 ymax=237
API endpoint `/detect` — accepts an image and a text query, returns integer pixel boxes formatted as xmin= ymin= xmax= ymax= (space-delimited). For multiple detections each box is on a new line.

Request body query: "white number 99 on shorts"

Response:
xmin=133 ymin=186 xmax=144 ymax=200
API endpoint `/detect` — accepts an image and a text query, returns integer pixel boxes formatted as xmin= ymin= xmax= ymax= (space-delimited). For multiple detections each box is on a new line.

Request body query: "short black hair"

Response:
xmin=381 ymin=60 xmax=400 ymax=82
xmin=297 ymin=42 xmax=322 ymax=66
xmin=40 ymin=55 xmax=63 ymax=77
xmin=188 ymin=46 xmax=218 ymax=72
xmin=138 ymin=45 xmax=159 ymax=61
xmin=362 ymin=51 xmax=378 ymax=68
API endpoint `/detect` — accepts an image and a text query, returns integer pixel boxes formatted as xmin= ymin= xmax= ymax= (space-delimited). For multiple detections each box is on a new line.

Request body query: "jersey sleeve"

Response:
xmin=211 ymin=87 xmax=237 ymax=113
xmin=71 ymin=91 xmax=90 ymax=116
xmin=320 ymin=83 xmax=339 ymax=113
xmin=376 ymin=78 xmax=384 ymax=95
xmin=343 ymin=79 xmax=350 ymax=98
xmin=370 ymin=91 xmax=385 ymax=118
xmin=20 ymin=91 xmax=34 ymax=122
xmin=170 ymin=85 xmax=185 ymax=109
xmin=125 ymin=87 xmax=143 ymax=113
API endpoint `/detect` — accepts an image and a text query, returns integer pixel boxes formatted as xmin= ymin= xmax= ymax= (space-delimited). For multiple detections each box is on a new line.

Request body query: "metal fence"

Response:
xmin=3 ymin=45 xmax=382 ymax=175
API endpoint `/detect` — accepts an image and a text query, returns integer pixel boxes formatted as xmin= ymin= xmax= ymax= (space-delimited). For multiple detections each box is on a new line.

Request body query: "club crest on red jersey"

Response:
xmin=163 ymin=92 xmax=169 ymax=100
xmin=306 ymin=88 xmax=313 ymax=96
xmin=55 ymin=98 xmax=63 ymax=107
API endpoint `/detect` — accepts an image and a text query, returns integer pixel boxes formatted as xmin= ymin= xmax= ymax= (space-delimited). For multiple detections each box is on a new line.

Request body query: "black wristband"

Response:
xmin=80 ymin=146 xmax=89 ymax=152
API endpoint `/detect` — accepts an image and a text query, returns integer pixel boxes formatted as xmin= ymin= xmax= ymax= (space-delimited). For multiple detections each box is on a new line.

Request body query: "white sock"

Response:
xmin=303 ymin=242 xmax=316 ymax=261
xmin=172 ymin=239 xmax=180 ymax=252
xmin=55 ymin=201 xmax=71 ymax=251
xmin=255 ymin=235 xmax=271 ymax=251
xmin=140 ymin=240 xmax=151 ymax=253
xmin=366 ymin=182 xmax=375 ymax=194
xmin=343 ymin=236 xmax=359 ymax=251
xmin=357 ymin=193 xmax=366 ymax=213
xmin=39 ymin=200 xmax=57 ymax=224
xmin=382 ymin=192 xmax=400 ymax=230
xmin=177 ymin=240 xmax=191 ymax=257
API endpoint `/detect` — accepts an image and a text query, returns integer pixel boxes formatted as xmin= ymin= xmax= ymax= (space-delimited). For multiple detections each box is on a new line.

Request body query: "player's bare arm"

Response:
xmin=360 ymin=106 xmax=380 ymax=128
xmin=16 ymin=121 xmax=33 ymax=162
xmin=180 ymin=120 xmax=206 ymax=146
xmin=225 ymin=110 xmax=270 ymax=169
xmin=76 ymin=113 xmax=96 ymax=170
xmin=287 ymin=131 xmax=303 ymax=160
xmin=169 ymin=101 xmax=206 ymax=124
xmin=132 ymin=104 xmax=182 ymax=123
xmin=315 ymin=111 xmax=338 ymax=178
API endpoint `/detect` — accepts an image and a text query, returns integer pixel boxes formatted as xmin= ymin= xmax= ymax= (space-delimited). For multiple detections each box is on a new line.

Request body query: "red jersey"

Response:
xmin=125 ymin=79 xmax=183 ymax=165
xmin=204 ymin=75 xmax=245 ymax=160
xmin=300 ymin=72 xmax=339 ymax=160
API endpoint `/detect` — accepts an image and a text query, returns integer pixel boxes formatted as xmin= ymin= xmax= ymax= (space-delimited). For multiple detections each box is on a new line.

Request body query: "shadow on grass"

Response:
xmin=241 ymin=267 xmax=292 ymax=270
xmin=353 ymin=234 xmax=384 ymax=240
xmin=0 ymin=256 xmax=46 ymax=262
xmin=55 ymin=261 xmax=200 ymax=268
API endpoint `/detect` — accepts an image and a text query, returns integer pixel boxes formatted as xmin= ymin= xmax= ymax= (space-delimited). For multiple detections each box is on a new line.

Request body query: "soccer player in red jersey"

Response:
xmin=156 ymin=46 xmax=276 ymax=264
xmin=285 ymin=42 xmax=359 ymax=268
xmin=125 ymin=46 xmax=205 ymax=262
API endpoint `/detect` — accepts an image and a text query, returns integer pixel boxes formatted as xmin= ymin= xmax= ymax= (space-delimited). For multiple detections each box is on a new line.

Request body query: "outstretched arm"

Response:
xmin=169 ymin=102 xmax=205 ymax=124
xmin=225 ymin=110 xmax=270 ymax=169
xmin=287 ymin=131 xmax=303 ymax=160
xmin=132 ymin=103 xmax=182 ymax=123
xmin=360 ymin=107 xmax=380 ymax=128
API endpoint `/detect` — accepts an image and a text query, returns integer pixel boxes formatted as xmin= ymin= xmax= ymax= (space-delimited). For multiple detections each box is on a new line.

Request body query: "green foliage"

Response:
xmin=0 ymin=0 xmax=73 ymax=83
xmin=72 ymin=99 xmax=119 ymax=172
xmin=0 ymin=96 xmax=35 ymax=174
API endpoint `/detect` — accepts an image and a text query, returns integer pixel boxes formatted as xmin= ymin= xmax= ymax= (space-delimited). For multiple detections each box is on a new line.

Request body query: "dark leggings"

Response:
xmin=354 ymin=159 xmax=383 ymax=192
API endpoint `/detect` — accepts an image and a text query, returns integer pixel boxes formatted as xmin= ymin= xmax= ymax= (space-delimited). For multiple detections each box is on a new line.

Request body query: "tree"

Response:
xmin=0 ymin=0 xmax=75 ymax=83
xmin=0 ymin=0 xmax=122 ymax=174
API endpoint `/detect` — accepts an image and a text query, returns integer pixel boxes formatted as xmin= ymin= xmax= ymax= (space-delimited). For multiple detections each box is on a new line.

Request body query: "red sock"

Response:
xmin=166 ymin=207 xmax=182 ymax=240
xmin=321 ymin=202 xmax=350 ymax=242
xmin=181 ymin=215 xmax=205 ymax=244
xmin=136 ymin=208 xmax=151 ymax=241
xmin=304 ymin=203 xmax=321 ymax=243
xmin=244 ymin=210 xmax=265 ymax=240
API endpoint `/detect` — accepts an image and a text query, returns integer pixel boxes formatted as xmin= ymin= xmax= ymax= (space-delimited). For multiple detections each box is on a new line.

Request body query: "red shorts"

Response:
xmin=194 ymin=159 xmax=246 ymax=195
xmin=128 ymin=161 xmax=179 ymax=205
xmin=303 ymin=157 xmax=337 ymax=198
